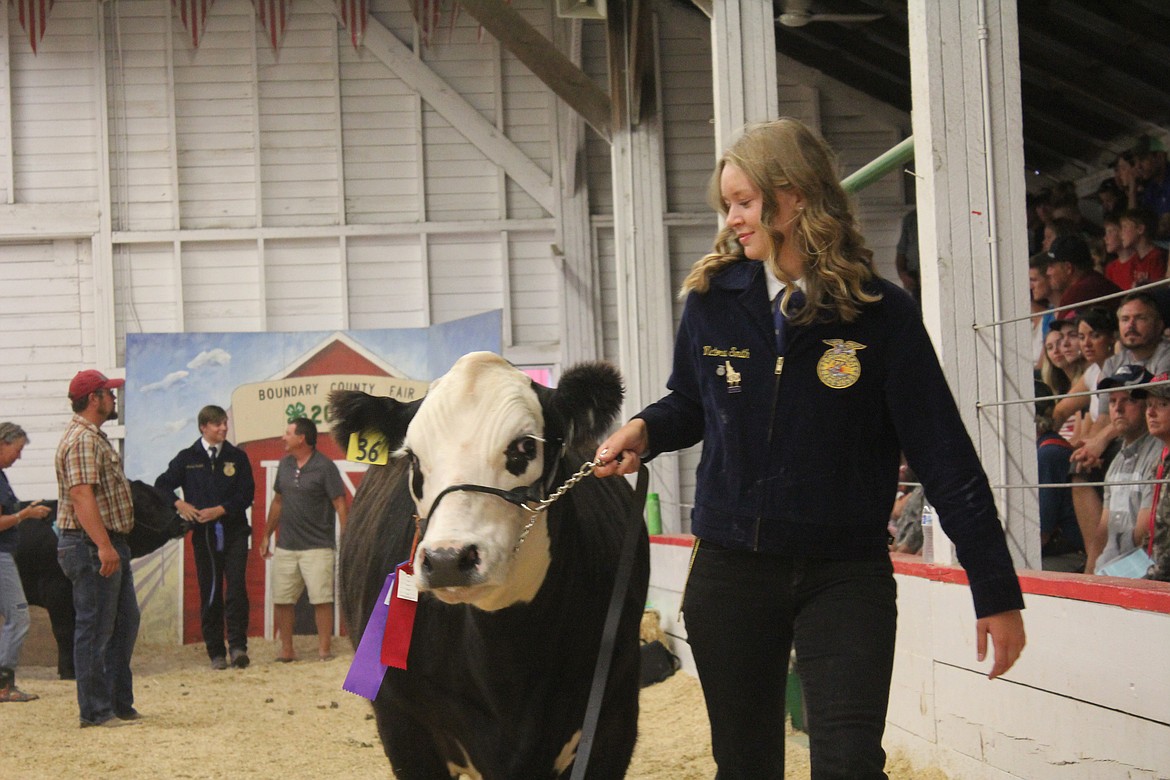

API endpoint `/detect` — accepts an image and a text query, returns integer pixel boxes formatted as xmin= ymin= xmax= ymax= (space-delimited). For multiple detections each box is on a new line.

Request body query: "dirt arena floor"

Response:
xmin=7 ymin=609 xmax=947 ymax=779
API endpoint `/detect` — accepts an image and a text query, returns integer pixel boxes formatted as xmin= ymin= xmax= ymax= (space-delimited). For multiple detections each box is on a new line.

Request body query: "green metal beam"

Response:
xmin=841 ymin=136 xmax=915 ymax=194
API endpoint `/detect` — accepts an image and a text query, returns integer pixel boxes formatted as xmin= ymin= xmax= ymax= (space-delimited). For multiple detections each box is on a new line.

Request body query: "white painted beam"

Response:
xmin=553 ymin=16 xmax=600 ymax=365
xmin=908 ymin=0 xmax=1038 ymax=568
xmin=455 ymin=0 xmax=612 ymax=142
xmin=609 ymin=5 xmax=680 ymax=529
xmin=310 ymin=0 xmax=555 ymax=214
xmin=1 ymin=9 xmax=12 ymax=204
xmin=711 ymin=0 xmax=776 ymax=154
xmin=0 ymin=203 xmax=101 ymax=240
xmin=94 ymin=6 xmax=117 ymax=369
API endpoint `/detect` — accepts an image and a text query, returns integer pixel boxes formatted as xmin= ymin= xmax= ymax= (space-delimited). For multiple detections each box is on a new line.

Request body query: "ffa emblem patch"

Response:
xmin=222 ymin=462 xmax=237 ymax=477
xmin=816 ymin=339 xmax=866 ymax=388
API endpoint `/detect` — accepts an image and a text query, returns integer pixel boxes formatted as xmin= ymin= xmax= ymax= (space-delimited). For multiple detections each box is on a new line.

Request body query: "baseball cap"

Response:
xmin=1046 ymin=234 xmax=1092 ymax=270
xmin=68 ymin=370 xmax=125 ymax=401
xmin=1098 ymin=365 xmax=1155 ymax=392
xmin=1128 ymin=371 xmax=1170 ymax=400
xmin=1133 ymin=135 xmax=1167 ymax=156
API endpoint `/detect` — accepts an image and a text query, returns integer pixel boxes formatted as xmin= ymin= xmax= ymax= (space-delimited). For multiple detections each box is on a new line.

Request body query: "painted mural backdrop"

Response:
xmin=124 ymin=311 xmax=502 ymax=643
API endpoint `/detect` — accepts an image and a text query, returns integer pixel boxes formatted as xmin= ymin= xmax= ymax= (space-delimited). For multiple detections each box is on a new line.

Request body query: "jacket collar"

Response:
xmin=712 ymin=260 xmax=774 ymax=344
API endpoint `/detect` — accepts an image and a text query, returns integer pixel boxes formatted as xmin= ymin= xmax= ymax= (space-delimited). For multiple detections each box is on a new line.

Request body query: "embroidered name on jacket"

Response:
xmin=817 ymin=339 xmax=866 ymax=388
xmin=702 ymin=346 xmax=751 ymax=358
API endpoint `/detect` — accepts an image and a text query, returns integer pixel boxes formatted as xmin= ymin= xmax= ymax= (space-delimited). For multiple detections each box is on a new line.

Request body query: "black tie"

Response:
xmin=774 ymin=288 xmax=806 ymax=355
xmin=209 ymin=446 xmax=217 ymax=470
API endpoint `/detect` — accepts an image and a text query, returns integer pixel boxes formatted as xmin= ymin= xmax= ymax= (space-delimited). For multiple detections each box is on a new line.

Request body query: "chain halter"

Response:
xmin=509 ymin=458 xmax=600 ymax=552
xmin=412 ymin=449 xmax=603 ymax=556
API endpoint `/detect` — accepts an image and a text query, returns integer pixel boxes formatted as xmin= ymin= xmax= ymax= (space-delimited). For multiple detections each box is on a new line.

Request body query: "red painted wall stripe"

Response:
xmin=648 ymin=536 xmax=1170 ymax=615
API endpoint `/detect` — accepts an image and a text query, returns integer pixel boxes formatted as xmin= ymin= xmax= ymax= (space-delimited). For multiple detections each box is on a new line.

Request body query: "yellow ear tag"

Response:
xmin=347 ymin=430 xmax=390 ymax=465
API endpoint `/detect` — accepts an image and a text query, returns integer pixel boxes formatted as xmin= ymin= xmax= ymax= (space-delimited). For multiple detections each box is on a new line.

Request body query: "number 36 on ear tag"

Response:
xmin=347 ymin=430 xmax=390 ymax=465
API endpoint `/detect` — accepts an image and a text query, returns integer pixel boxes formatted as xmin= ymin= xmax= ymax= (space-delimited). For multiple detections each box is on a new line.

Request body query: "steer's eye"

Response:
xmin=504 ymin=436 xmax=540 ymax=477
xmin=407 ymin=450 xmax=424 ymax=500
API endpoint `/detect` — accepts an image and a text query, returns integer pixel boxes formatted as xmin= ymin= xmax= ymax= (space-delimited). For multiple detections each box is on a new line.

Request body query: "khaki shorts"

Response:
xmin=271 ymin=547 xmax=335 ymax=604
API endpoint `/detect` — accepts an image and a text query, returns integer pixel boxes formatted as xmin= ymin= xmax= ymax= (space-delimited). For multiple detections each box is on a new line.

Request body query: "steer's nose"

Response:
xmin=420 ymin=544 xmax=482 ymax=588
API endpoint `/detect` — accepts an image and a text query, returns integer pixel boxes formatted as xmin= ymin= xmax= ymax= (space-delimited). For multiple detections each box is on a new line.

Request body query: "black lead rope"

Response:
xmin=569 ymin=465 xmax=649 ymax=780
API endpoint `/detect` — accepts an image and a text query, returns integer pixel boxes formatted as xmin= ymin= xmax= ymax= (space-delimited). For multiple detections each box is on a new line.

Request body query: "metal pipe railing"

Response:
xmin=840 ymin=135 xmax=915 ymax=194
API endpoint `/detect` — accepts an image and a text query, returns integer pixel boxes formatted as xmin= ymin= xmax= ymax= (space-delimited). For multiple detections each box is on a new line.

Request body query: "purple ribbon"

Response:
xmin=342 ymin=570 xmax=396 ymax=700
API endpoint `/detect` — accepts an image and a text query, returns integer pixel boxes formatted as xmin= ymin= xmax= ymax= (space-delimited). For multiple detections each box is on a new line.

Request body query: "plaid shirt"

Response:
xmin=55 ymin=414 xmax=135 ymax=534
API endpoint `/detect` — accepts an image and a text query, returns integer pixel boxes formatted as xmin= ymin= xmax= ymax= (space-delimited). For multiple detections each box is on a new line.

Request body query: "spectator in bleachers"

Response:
xmin=1052 ymin=201 xmax=1102 ymax=240
xmin=1056 ymin=319 xmax=1085 ymax=374
xmin=1040 ymin=324 xmax=1075 ymax=397
xmin=1045 ymin=234 xmax=1121 ymax=321
xmin=1059 ymin=309 xmax=1117 ymax=552
xmin=1132 ymin=136 xmax=1170 ymax=240
xmin=1113 ymin=150 xmax=1138 ymax=198
xmin=1092 ymin=366 xmax=1160 ymax=575
xmin=1029 ymin=253 xmax=1056 ymax=370
xmin=1095 ymin=178 xmax=1127 ymax=221
xmin=1041 ymin=216 xmax=1081 ymax=256
xmin=1071 ymin=293 xmax=1170 ymax=475
xmin=1034 ymin=382 xmax=1086 ymax=572
xmin=1053 ymin=307 xmax=1118 ymax=433
xmin=1114 ymin=207 xmax=1167 ymax=288
xmin=1131 ymin=372 xmax=1170 ymax=581
xmin=888 ymin=461 xmax=923 ymax=555
xmin=1101 ymin=214 xmax=1123 ymax=280
xmin=1029 ymin=189 xmax=1054 ymax=255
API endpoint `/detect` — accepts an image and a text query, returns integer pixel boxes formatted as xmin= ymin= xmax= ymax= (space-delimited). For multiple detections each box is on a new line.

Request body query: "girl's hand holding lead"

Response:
xmin=593 ymin=419 xmax=649 ymax=478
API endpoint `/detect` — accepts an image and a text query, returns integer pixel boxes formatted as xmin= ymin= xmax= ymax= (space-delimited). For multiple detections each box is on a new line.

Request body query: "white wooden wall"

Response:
xmin=2 ymin=0 xmax=912 ymax=527
xmin=650 ymin=539 xmax=1170 ymax=779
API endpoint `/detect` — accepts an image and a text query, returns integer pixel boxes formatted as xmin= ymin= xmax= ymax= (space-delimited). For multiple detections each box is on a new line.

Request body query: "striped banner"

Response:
xmin=10 ymin=0 xmax=54 ymax=54
xmin=253 ymin=0 xmax=291 ymax=52
xmin=171 ymin=0 xmax=215 ymax=49
xmin=336 ymin=0 xmax=368 ymax=50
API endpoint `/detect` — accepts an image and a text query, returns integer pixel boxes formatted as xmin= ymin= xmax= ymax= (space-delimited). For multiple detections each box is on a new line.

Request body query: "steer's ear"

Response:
xmin=546 ymin=361 xmax=624 ymax=450
xmin=329 ymin=390 xmax=422 ymax=454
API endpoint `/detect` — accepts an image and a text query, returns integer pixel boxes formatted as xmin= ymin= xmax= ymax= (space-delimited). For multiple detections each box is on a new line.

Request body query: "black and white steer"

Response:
xmin=333 ymin=352 xmax=649 ymax=779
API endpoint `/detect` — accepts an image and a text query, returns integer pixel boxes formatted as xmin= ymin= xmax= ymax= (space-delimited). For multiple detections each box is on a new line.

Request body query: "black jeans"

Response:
xmin=192 ymin=521 xmax=251 ymax=659
xmin=682 ymin=541 xmax=897 ymax=780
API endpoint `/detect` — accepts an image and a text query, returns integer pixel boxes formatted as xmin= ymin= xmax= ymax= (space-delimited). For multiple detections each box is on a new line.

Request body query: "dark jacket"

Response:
xmin=155 ymin=439 xmax=255 ymax=528
xmin=637 ymin=260 xmax=1024 ymax=618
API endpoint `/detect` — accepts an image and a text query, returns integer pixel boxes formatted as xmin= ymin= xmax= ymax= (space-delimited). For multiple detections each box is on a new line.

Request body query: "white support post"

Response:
xmin=1 ymin=9 xmax=13 ymax=204
xmin=553 ymin=17 xmax=600 ymax=365
xmin=94 ymin=6 xmax=117 ymax=369
xmin=711 ymin=0 xmax=777 ymax=154
xmin=610 ymin=0 xmax=682 ymax=526
xmin=908 ymin=0 xmax=1039 ymax=569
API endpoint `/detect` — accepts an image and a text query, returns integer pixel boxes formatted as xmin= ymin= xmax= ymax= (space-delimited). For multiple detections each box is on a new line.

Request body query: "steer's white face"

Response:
xmin=403 ymin=352 xmax=552 ymax=611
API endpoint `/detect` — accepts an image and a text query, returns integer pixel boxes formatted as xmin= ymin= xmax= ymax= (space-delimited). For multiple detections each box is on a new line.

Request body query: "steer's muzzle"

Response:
xmin=420 ymin=544 xmax=482 ymax=588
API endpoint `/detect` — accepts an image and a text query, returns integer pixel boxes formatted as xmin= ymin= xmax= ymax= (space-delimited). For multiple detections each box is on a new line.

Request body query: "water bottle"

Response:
xmin=645 ymin=493 xmax=662 ymax=535
xmin=920 ymin=502 xmax=936 ymax=563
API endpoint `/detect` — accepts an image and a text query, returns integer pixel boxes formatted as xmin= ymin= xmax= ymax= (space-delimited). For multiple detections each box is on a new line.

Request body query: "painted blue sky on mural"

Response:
xmin=123 ymin=311 xmax=502 ymax=482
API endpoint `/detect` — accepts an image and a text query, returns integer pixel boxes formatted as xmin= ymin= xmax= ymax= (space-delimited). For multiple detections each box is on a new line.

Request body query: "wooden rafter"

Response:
xmin=456 ymin=0 xmax=612 ymax=143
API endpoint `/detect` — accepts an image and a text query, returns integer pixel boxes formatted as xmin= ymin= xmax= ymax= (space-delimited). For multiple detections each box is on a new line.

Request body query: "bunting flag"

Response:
xmin=336 ymin=0 xmax=368 ymax=50
xmin=253 ymin=0 xmax=291 ymax=53
xmin=171 ymin=0 xmax=215 ymax=49
xmin=10 ymin=0 xmax=54 ymax=54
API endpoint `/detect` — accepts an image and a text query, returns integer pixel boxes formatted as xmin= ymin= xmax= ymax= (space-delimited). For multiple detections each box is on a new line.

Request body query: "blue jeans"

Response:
xmin=57 ymin=531 xmax=140 ymax=725
xmin=682 ymin=541 xmax=897 ymax=780
xmin=0 ymin=550 xmax=31 ymax=670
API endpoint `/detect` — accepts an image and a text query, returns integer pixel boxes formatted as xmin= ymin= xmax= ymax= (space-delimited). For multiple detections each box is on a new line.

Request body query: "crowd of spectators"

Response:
xmin=896 ymin=132 xmax=1170 ymax=580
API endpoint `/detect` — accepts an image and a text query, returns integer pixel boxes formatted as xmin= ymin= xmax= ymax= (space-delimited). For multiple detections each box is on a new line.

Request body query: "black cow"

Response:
xmin=14 ymin=480 xmax=189 ymax=679
xmin=333 ymin=352 xmax=650 ymax=779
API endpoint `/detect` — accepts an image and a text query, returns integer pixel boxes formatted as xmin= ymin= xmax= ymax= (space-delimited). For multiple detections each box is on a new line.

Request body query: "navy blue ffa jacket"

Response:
xmin=637 ymin=260 xmax=1024 ymax=618
xmin=155 ymin=439 xmax=255 ymax=529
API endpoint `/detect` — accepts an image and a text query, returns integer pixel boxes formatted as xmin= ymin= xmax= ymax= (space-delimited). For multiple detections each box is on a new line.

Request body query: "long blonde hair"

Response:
xmin=680 ymin=118 xmax=880 ymax=324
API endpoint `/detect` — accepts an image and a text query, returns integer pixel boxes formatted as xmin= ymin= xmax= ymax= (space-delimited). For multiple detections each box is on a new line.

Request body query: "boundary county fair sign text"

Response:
xmin=230 ymin=374 xmax=430 ymax=445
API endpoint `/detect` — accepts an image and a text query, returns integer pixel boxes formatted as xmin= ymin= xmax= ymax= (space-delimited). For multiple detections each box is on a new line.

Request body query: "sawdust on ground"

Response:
xmin=7 ymin=614 xmax=947 ymax=779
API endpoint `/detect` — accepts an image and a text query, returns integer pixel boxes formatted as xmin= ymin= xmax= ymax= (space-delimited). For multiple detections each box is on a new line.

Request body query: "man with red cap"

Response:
xmin=54 ymin=369 xmax=141 ymax=728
